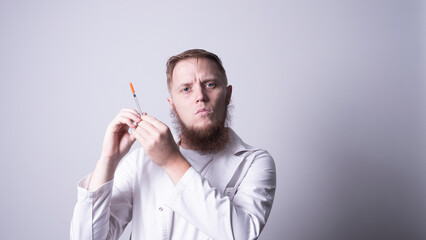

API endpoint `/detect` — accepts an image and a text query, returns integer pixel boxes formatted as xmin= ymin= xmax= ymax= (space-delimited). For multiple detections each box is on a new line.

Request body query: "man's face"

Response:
xmin=167 ymin=58 xmax=232 ymax=130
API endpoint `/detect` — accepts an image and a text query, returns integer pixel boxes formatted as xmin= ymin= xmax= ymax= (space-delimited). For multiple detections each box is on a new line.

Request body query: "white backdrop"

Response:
xmin=0 ymin=1 xmax=425 ymax=239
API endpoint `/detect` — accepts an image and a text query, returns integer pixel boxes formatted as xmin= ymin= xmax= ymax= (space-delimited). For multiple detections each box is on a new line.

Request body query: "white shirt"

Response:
xmin=70 ymin=129 xmax=276 ymax=240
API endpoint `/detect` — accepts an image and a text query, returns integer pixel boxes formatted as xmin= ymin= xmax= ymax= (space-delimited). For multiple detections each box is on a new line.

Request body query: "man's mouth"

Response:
xmin=195 ymin=108 xmax=212 ymax=115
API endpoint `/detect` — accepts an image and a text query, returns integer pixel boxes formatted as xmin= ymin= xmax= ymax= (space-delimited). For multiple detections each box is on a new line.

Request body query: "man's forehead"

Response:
xmin=172 ymin=58 xmax=222 ymax=79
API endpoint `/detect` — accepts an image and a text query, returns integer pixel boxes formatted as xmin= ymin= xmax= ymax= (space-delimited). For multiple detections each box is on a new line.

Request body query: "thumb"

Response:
xmin=129 ymin=133 xmax=137 ymax=143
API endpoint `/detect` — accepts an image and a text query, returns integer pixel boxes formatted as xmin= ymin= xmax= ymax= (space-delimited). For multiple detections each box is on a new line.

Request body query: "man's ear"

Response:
xmin=167 ymin=97 xmax=174 ymax=109
xmin=226 ymin=85 xmax=233 ymax=105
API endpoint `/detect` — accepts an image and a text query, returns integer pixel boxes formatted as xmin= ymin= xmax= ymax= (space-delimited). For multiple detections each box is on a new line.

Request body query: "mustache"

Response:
xmin=170 ymin=103 xmax=233 ymax=132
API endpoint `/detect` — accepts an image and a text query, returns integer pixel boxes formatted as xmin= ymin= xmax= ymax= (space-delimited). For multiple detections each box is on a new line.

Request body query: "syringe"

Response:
xmin=129 ymin=82 xmax=143 ymax=115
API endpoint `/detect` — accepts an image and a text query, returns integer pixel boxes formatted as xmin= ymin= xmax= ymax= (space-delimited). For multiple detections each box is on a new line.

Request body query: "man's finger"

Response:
xmin=129 ymin=133 xmax=137 ymax=143
xmin=111 ymin=116 xmax=138 ymax=130
xmin=131 ymin=127 xmax=149 ymax=145
xmin=140 ymin=115 xmax=167 ymax=130
xmin=120 ymin=108 xmax=141 ymax=116
xmin=118 ymin=111 xmax=141 ymax=124
xmin=136 ymin=120 xmax=159 ymax=136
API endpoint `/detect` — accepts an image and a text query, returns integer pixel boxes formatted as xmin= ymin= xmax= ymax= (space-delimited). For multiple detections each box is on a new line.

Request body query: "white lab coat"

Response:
xmin=70 ymin=128 xmax=276 ymax=240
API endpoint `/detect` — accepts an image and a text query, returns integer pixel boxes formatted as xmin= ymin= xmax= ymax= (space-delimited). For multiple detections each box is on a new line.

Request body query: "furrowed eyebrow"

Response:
xmin=201 ymin=78 xmax=219 ymax=83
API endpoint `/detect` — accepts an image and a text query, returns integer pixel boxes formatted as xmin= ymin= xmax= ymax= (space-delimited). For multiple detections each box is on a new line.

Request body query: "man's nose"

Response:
xmin=194 ymin=84 xmax=208 ymax=103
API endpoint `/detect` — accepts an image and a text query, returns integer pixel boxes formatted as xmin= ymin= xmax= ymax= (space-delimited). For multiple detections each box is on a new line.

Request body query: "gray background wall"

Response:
xmin=0 ymin=1 xmax=425 ymax=239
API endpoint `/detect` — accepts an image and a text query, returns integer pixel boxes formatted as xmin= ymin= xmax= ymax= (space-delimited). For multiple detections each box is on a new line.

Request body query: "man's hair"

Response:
xmin=166 ymin=49 xmax=228 ymax=91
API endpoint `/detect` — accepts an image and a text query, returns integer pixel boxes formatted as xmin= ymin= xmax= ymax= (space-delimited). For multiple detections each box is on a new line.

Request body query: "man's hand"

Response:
xmin=132 ymin=114 xmax=190 ymax=185
xmin=88 ymin=109 xmax=141 ymax=190
xmin=100 ymin=108 xmax=141 ymax=164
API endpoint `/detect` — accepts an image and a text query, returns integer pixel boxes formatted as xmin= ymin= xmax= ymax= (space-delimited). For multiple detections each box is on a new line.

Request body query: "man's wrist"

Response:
xmin=99 ymin=155 xmax=120 ymax=167
xmin=87 ymin=157 xmax=119 ymax=191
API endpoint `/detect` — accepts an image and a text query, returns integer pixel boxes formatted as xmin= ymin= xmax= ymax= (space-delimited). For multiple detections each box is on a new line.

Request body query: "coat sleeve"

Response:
xmin=70 ymin=153 xmax=137 ymax=240
xmin=165 ymin=150 xmax=276 ymax=240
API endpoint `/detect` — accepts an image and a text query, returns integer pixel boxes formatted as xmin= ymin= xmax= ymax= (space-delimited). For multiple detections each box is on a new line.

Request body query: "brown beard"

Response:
xmin=171 ymin=106 xmax=231 ymax=154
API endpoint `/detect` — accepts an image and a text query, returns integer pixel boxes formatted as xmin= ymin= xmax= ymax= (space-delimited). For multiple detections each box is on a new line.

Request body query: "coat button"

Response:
xmin=158 ymin=207 xmax=163 ymax=211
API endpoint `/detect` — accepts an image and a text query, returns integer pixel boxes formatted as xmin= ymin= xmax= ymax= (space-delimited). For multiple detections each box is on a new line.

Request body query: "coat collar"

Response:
xmin=204 ymin=128 xmax=258 ymax=190
xmin=223 ymin=128 xmax=256 ymax=156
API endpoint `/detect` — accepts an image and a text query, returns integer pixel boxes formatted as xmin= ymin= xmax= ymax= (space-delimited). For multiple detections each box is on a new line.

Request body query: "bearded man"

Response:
xmin=71 ymin=49 xmax=276 ymax=240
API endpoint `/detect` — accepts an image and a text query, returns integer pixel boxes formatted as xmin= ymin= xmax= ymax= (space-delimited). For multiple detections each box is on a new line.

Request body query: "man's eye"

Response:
xmin=182 ymin=87 xmax=190 ymax=92
xmin=206 ymin=82 xmax=216 ymax=88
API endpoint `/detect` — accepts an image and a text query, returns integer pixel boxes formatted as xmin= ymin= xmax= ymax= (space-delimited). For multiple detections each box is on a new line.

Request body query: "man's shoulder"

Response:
xmin=226 ymin=128 xmax=273 ymax=159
